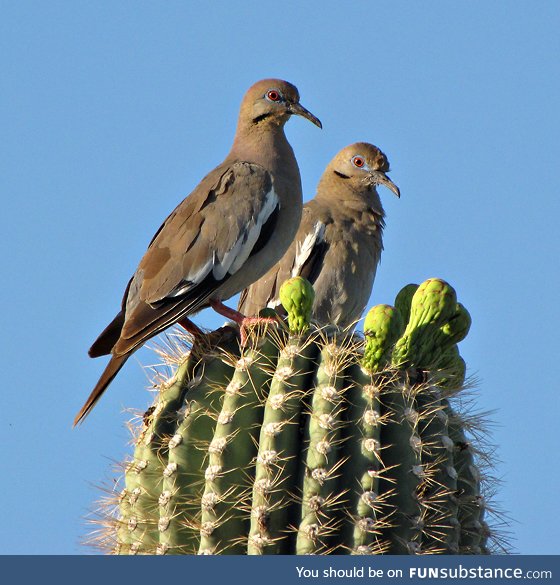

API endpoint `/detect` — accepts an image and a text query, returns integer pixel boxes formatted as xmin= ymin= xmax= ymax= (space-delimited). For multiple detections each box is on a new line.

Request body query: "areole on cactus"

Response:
xmin=91 ymin=277 xmax=506 ymax=555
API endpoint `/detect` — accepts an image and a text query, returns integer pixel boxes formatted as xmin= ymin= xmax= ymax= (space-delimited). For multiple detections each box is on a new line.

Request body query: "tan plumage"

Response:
xmin=75 ymin=79 xmax=321 ymax=426
xmin=238 ymin=142 xmax=399 ymax=327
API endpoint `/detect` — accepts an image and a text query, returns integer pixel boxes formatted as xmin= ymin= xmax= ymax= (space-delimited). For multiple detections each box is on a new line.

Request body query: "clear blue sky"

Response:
xmin=1 ymin=1 xmax=559 ymax=555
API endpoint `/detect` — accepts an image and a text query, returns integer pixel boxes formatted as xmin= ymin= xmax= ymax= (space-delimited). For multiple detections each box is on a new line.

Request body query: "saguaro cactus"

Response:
xmin=91 ymin=278 xmax=505 ymax=555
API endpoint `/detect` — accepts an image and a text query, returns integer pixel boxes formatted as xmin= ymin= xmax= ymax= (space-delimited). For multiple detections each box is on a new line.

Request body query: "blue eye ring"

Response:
xmin=266 ymin=89 xmax=281 ymax=102
xmin=352 ymin=155 xmax=366 ymax=168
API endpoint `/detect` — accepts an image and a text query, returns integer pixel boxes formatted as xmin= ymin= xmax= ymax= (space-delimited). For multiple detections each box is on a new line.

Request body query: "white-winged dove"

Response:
xmin=75 ymin=79 xmax=321 ymax=426
xmin=238 ymin=142 xmax=399 ymax=328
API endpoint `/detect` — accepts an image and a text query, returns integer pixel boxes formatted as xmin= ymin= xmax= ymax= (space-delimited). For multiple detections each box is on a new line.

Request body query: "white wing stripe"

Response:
xmin=224 ymin=187 xmax=279 ymax=277
xmin=168 ymin=187 xmax=279 ymax=297
xmin=168 ymin=257 xmax=213 ymax=297
xmin=292 ymin=221 xmax=325 ymax=277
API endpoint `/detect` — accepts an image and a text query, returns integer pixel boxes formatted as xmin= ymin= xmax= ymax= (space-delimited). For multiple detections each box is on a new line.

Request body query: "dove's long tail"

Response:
xmin=73 ymin=354 xmax=130 ymax=427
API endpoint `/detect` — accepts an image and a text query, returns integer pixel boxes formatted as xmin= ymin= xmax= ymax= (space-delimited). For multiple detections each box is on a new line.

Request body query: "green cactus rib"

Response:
xmin=158 ymin=346 xmax=237 ymax=554
xmin=198 ymin=333 xmax=280 ymax=554
xmin=353 ymin=301 xmax=407 ymax=552
xmin=445 ymin=402 xmax=488 ymax=554
xmin=248 ymin=334 xmax=319 ymax=554
xmin=414 ymin=385 xmax=460 ymax=554
xmin=377 ymin=374 xmax=424 ymax=554
xmin=295 ymin=339 xmax=349 ymax=554
xmin=342 ymin=364 xmax=387 ymax=554
xmin=117 ymin=350 xmax=199 ymax=554
xmin=414 ymin=333 xmax=474 ymax=554
xmin=101 ymin=277 xmax=502 ymax=556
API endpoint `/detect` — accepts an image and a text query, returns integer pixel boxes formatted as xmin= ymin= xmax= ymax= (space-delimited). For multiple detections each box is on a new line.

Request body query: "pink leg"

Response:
xmin=178 ymin=317 xmax=204 ymax=338
xmin=209 ymin=300 xmax=278 ymax=345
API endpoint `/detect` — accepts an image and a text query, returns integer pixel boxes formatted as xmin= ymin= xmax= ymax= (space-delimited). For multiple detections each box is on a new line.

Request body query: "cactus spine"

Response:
xmin=92 ymin=278 xmax=504 ymax=555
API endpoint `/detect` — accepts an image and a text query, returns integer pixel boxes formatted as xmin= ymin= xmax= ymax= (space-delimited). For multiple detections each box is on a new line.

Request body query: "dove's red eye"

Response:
xmin=266 ymin=90 xmax=281 ymax=102
xmin=352 ymin=156 xmax=365 ymax=168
